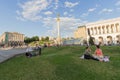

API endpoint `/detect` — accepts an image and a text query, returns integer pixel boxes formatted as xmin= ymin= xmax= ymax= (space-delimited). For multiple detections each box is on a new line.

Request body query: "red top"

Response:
xmin=95 ymin=49 xmax=103 ymax=56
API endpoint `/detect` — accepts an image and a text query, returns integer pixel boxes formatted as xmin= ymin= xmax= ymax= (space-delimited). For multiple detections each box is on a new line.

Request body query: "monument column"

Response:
xmin=57 ymin=14 xmax=61 ymax=45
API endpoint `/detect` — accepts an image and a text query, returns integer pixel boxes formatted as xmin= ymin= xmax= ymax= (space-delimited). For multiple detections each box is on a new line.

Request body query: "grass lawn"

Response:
xmin=0 ymin=46 xmax=120 ymax=80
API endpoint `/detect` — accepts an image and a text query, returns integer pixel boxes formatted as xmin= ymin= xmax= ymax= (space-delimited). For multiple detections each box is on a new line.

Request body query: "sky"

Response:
xmin=0 ymin=0 xmax=120 ymax=38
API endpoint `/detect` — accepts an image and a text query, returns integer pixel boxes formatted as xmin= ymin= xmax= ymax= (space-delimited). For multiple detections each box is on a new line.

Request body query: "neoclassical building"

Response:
xmin=0 ymin=32 xmax=24 ymax=47
xmin=74 ymin=17 xmax=120 ymax=45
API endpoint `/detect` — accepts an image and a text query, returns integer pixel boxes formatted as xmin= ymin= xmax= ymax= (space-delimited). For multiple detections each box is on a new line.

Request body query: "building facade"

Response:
xmin=74 ymin=25 xmax=87 ymax=39
xmin=0 ymin=32 xmax=24 ymax=47
xmin=74 ymin=17 xmax=120 ymax=45
xmin=86 ymin=17 xmax=120 ymax=45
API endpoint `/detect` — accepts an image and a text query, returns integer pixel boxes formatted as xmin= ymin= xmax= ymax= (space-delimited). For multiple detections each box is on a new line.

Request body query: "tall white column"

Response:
xmin=114 ymin=24 xmax=117 ymax=33
xmin=102 ymin=26 xmax=105 ymax=34
xmin=113 ymin=37 xmax=116 ymax=44
xmin=96 ymin=27 xmax=99 ymax=35
xmin=109 ymin=25 xmax=112 ymax=33
xmin=100 ymin=26 xmax=103 ymax=34
xmin=104 ymin=26 xmax=107 ymax=34
xmin=116 ymin=25 xmax=118 ymax=32
xmin=99 ymin=27 xmax=101 ymax=34
xmin=117 ymin=24 xmax=120 ymax=32
xmin=104 ymin=37 xmax=107 ymax=45
xmin=111 ymin=25 xmax=113 ymax=33
xmin=94 ymin=27 xmax=97 ymax=35
xmin=90 ymin=28 xmax=92 ymax=35
xmin=107 ymin=26 xmax=110 ymax=33
xmin=57 ymin=14 xmax=61 ymax=45
xmin=92 ymin=28 xmax=95 ymax=35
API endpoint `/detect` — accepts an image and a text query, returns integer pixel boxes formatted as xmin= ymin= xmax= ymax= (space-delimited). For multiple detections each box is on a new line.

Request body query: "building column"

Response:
xmin=93 ymin=28 xmax=95 ymax=35
xmin=116 ymin=24 xmax=119 ymax=32
xmin=118 ymin=24 xmax=120 ymax=32
xmin=109 ymin=25 xmax=112 ymax=33
xmin=90 ymin=28 xmax=92 ymax=35
xmin=103 ymin=38 xmax=107 ymax=45
xmin=96 ymin=27 xmax=98 ymax=35
xmin=112 ymin=35 xmax=116 ymax=44
xmin=94 ymin=28 xmax=96 ymax=35
xmin=108 ymin=25 xmax=111 ymax=33
xmin=100 ymin=26 xmax=103 ymax=34
xmin=97 ymin=27 xmax=100 ymax=35
xmin=104 ymin=26 xmax=107 ymax=34
xmin=111 ymin=25 xmax=113 ymax=33
xmin=114 ymin=24 xmax=117 ymax=33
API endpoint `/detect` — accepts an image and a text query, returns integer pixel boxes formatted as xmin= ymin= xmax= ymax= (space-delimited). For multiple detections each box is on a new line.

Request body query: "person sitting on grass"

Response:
xmin=84 ymin=46 xmax=93 ymax=59
xmin=34 ymin=44 xmax=42 ymax=55
xmin=81 ymin=46 xmax=93 ymax=59
xmin=92 ymin=45 xmax=104 ymax=61
xmin=25 ymin=46 xmax=33 ymax=57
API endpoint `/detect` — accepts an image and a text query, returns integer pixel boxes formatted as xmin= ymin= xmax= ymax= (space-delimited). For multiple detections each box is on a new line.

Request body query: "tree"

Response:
xmin=45 ymin=36 xmax=49 ymax=41
xmin=89 ymin=36 xmax=94 ymax=45
xmin=31 ymin=36 xmax=39 ymax=41
xmin=24 ymin=36 xmax=39 ymax=44
xmin=24 ymin=37 xmax=31 ymax=44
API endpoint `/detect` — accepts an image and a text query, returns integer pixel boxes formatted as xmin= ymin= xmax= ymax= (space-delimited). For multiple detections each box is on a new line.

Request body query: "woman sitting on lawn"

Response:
xmin=93 ymin=45 xmax=104 ymax=61
xmin=84 ymin=46 xmax=92 ymax=59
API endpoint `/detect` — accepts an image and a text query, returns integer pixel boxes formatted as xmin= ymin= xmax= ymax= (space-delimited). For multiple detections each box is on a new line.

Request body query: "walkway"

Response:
xmin=0 ymin=48 xmax=26 ymax=63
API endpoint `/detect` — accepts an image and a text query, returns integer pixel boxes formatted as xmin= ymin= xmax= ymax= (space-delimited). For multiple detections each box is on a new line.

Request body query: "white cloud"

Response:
xmin=44 ymin=11 xmax=53 ymax=15
xmin=63 ymin=12 xmax=68 ymax=15
xmin=81 ymin=7 xmax=96 ymax=18
xmin=81 ymin=12 xmax=89 ymax=17
xmin=88 ymin=8 xmax=96 ymax=12
xmin=117 ymin=7 xmax=120 ymax=10
xmin=64 ymin=1 xmax=79 ymax=8
xmin=16 ymin=0 xmax=86 ymax=37
xmin=99 ymin=8 xmax=113 ymax=14
xmin=115 ymin=1 xmax=120 ymax=6
xmin=17 ymin=0 xmax=51 ymax=21
xmin=42 ymin=17 xmax=86 ymax=37
xmin=54 ymin=0 xmax=59 ymax=9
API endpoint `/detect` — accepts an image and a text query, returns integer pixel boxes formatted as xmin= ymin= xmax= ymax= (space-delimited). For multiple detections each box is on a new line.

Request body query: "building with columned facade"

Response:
xmin=0 ymin=32 xmax=24 ymax=47
xmin=74 ymin=17 xmax=120 ymax=45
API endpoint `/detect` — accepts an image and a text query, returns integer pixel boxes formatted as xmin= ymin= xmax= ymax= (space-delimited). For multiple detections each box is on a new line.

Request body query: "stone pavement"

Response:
xmin=0 ymin=48 xmax=26 ymax=63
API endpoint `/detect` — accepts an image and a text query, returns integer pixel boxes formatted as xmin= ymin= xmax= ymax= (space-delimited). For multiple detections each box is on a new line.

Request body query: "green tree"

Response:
xmin=24 ymin=37 xmax=31 ymax=44
xmin=45 ymin=36 xmax=49 ymax=41
xmin=31 ymin=36 xmax=39 ymax=41
xmin=89 ymin=36 xmax=94 ymax=45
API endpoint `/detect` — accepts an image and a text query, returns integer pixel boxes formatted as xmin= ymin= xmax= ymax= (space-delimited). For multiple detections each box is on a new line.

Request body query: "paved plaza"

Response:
xmin=0 ymin=48 xmax=26 ymax=63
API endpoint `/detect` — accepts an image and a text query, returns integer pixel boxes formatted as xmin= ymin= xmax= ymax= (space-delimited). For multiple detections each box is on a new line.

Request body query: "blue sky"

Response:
xmin=0 ymin=0 xmax=120 ymax=38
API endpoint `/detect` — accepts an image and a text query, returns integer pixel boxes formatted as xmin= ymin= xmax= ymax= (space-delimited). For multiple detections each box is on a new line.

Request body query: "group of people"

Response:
xmin=81 ymin=45 xmax=109 ymax=62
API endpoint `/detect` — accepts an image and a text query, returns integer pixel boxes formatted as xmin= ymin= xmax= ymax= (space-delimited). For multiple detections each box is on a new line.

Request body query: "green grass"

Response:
xmin=0 ymin=46 xmax=120 ymax=80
